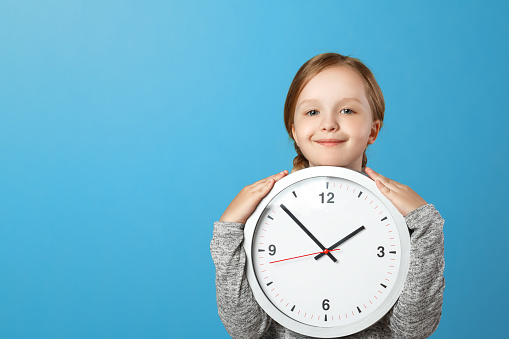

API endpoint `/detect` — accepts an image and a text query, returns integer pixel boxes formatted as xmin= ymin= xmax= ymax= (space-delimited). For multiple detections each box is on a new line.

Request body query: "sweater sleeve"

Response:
xmin=210 ymin=221 xmax=273 ymax=339
xmin=358 ymin=203 xmax=445 ymax=339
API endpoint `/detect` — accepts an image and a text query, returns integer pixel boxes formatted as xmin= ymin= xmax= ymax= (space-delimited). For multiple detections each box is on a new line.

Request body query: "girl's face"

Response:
xmin=292 ymin=66 xmax=381 ymax=172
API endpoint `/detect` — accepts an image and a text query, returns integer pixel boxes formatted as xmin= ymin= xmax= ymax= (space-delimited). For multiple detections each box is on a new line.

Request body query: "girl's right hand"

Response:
xmin=219 ymin=170 xmax=289 ymax=224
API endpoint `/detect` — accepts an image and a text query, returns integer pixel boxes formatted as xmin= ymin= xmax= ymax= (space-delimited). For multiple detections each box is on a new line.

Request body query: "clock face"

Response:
xmin=244 ymin=167 xmax=410 ymax=338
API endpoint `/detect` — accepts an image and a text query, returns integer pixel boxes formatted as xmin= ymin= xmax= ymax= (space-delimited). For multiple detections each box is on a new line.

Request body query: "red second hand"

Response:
xmin=269 ymin=248 xmax=340 ymax=264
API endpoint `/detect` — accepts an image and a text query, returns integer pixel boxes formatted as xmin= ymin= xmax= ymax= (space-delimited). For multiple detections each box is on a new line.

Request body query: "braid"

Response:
xmin=362 ymin=151 xmax=368 ymax=168
xmin=291 ymin=142 xmax=309 ymax=173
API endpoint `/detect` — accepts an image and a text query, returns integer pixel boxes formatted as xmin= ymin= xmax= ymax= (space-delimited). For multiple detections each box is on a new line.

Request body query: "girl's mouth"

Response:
xmin=315 ymin=139 xmax=345 ymax=146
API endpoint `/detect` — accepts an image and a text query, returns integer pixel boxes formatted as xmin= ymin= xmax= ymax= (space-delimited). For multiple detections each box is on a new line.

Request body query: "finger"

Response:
xmin=366 ymin=167 xmax=400 ymax=190
xmin=270 ymin=169 xmax=288 ymax=179
xmin=253 ymin=170 xmax=288 ymax=187
xmin=273 ymin=170 xmax=289 ymax=182
xmin=375 ymin=179 xmax=391 ymax=197
xmin=256 ymin=170 xmax=289 ymax=198
xmin=366 ymin=168 xmax=393 ymax=188
xmin=262 ymin=170 xmax=288 ymax=191
xmin=365 ymin=167 xmax=386 ymax=181
xmin=257 ymin=178 xmax=274 ymax=193
xmin=253 ymin=178 xmax=278 ymax=201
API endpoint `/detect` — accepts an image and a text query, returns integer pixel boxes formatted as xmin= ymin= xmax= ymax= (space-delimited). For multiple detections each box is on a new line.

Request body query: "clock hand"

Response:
xmin=280 ymin=204 xmax=337 ymax=262
xmin=314 ymin=226 xmax=366 ymax=260
xmin=270 ymin=248 xmax=341 ymax=264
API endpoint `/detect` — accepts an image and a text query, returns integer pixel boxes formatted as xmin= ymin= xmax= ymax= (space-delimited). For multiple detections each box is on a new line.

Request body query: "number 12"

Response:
xmin=319 ymin=192 xmax=334 ymax=203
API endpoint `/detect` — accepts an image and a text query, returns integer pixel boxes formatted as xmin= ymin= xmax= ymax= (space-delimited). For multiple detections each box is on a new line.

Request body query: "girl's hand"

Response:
xmin=365 ymin=167 xmax=427 ymax=217
xmin=220 ymin=170 xmax=289 ymax=224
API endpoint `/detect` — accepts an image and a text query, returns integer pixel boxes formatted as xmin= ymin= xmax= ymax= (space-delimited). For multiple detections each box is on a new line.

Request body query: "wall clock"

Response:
xmin=243 ymin=166 xmax=410 ymax=337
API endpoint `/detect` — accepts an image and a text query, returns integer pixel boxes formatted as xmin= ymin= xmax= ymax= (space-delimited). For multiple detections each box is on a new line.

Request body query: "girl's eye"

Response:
xmin=341 ymin=108 xmax=354 ymax=115
xmin=306 ymin=110 xmax=320 ymax=116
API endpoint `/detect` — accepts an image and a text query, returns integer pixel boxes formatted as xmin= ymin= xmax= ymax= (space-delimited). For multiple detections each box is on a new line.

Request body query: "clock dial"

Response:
xmin=244 ymin=167 xmax=410 ymax=337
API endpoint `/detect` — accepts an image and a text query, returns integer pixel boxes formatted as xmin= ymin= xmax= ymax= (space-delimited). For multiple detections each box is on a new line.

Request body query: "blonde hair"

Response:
xmin=284 ymin=53 xmax=385 ymax=172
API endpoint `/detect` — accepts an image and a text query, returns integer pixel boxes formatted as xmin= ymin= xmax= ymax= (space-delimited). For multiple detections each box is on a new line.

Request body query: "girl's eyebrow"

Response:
xmin=297 ymin=97 xmax=362 ymax=109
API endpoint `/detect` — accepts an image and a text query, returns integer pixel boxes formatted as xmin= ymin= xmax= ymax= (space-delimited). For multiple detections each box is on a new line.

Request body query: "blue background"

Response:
xmin=1 ymin=1 xmax=507 ymax=338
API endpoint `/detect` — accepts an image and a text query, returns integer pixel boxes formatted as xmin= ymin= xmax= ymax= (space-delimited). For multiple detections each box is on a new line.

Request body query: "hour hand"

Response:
xmin=315 ymin=226 xmax=366 ymax=260
xmin=280 ymin=204 xmax=337 ymax=262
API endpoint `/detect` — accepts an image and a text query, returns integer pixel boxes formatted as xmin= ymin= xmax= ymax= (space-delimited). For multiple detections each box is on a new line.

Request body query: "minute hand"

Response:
xmin=280 ymin=204 xmax=337 ymax=262
xmin=314 ymin=226 xmax=366 ymax=260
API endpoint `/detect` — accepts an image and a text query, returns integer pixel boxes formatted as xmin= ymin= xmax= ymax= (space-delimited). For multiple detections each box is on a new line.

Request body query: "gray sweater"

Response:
xmin=211 ymin=204 xmax=445 ymax=339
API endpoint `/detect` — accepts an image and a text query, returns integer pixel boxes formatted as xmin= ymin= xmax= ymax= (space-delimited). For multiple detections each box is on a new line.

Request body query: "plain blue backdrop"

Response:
xmin=1 ymin=1 xmax=508 ymax=338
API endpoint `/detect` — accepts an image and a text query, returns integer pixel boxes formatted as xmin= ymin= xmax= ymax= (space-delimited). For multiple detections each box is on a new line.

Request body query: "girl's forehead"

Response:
xmin=297 ymin=66 xmax=368 ymax=105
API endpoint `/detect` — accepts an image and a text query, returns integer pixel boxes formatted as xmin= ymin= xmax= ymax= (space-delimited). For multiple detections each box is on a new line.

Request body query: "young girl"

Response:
xmin=211 ymin=53 xmax=444 ymax=338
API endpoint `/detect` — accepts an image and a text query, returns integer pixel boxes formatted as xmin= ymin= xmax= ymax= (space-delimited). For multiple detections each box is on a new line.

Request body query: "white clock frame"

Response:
xmin=243 ymin=166 xmax=410 ymax=338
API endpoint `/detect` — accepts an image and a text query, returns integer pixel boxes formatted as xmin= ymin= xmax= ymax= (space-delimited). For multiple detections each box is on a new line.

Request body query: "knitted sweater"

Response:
xmin=211 ymin=204 xmax=445 ymax=339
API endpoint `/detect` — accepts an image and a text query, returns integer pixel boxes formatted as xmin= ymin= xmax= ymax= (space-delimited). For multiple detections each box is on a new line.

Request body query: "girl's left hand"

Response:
xmin=365 ymin=167 xmax=427 ymax=217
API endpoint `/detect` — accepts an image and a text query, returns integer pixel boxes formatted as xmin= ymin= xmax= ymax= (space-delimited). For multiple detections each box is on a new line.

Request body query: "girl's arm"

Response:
xmin=211 ymin=221 xmax=272 ymax=338
xmin=210 ymin=171 xmax=288 ymax=339
xmin=362 ymin=168 xmax=445 ymax=338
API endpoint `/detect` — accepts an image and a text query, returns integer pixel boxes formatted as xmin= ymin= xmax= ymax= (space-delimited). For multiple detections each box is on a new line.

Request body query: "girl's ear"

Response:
xmin=291 ymin=124 xmax=299 ymax=146
xmin=368 ymin=120 xmax=381 ymax=145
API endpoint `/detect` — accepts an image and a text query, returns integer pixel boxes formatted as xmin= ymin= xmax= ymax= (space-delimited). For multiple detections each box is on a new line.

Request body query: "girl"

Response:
xmin=211 ymin=53 xmax=444 ymax=338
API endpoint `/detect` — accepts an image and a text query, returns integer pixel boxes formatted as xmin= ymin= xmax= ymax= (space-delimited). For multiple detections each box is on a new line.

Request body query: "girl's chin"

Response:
xmin=309 ymin=161 xmax=362 ymax=171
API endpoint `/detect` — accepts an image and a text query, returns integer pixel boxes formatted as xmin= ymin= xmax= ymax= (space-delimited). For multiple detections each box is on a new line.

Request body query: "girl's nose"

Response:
xmin=320 ymin=112 xmax=339 ymax=132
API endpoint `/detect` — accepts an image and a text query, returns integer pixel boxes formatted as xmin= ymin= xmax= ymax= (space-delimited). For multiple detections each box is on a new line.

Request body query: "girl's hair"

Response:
xmin=284 ymin=53 xmax=385 ymax=172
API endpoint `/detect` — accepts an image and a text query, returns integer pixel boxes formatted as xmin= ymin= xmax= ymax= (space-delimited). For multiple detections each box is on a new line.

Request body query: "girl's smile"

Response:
xmin=314 ymin=138 xmax=345 ymax=146
xmin=292 ymin=66 xmax=381 ymax=171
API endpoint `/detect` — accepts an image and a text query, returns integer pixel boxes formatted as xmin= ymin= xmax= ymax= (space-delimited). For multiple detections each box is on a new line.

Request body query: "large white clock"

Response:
xmin=243 ymin=166 xmax=410 ymax=338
